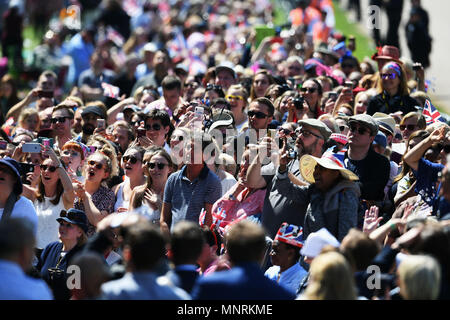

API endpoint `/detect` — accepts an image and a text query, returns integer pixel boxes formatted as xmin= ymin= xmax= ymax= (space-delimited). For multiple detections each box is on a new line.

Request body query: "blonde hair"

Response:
xmin=398 ymin=255 xmax=441 ymax=300
xmin=303 ymin=252 xmax=357 ymax=300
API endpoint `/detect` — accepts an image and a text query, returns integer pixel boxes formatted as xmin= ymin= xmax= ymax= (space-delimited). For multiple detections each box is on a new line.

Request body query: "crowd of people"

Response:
xmin=0 ymin=0 xmax=449 ymax=302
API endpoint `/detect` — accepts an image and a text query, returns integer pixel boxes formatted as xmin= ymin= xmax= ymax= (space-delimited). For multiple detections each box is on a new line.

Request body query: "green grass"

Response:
xmin=332 ymin=0 xmax=376 ymax=61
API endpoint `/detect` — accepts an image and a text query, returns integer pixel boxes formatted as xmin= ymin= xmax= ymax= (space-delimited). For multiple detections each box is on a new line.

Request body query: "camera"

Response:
xmin=293 ymin=96 xmax=304 ymax=109
xmin=288 ymin=148 xmax=297 ymax=159
xmin=47 ymin=267 xmax=65 ymax=282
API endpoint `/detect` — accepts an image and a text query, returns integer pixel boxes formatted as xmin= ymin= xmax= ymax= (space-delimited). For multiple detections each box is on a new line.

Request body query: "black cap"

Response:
xmin=81 ymin=106 xmax=106 ymax=119
xmin=57 ymin=208 xmax=89 ymax=234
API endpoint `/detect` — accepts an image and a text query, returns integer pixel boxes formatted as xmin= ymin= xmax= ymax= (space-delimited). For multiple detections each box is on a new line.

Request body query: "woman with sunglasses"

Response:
xmin=129 ymin=148 xmax=174 ymax=223
xmin=37 ymin=208 xmax=88 ymax=300
xmin=226 ymin=84 xmax=248 ymax=133
xmin=299 ymin=79 xmax=325 ymax=120
xmin=20 ymin=145 xmax=75 ymax=248
xmin=73 ymin=151 xmax=115 ymax=236
xmin=113 ymin=146 xmax=146 ymax=212
xmin=366 ymin=62 xmax=418 ymax=116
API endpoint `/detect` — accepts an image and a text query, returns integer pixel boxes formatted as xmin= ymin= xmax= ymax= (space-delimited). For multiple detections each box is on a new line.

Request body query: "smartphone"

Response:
xmin=137 ymin=128 xmax=146 ymax=138
xmin=38 ymin=90 xmax=53 ymax=98
xmin=344 ymin=81 xmax=354 ymax=89
xmin=0 ymin=140 xmax=7 ymax=150
xmin=19 ymin=162 xmax=35 ymax=185
xmin=328 ymin=92 xmax=338 ymax=100
xmin=293 ymin=96 xmax=304 ymax=109
xmin=22 ymin=143 xmax=42 ymax=153
xmin=97 ymin=119 xmax=105 ymax=129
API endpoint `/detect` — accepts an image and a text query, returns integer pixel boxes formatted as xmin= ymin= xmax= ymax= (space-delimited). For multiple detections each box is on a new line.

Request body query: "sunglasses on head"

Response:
xmin=349 ymin=123 xmax=370 ymax=135
xmin=88 ymin=160 xmax=103 ymax=170
xmin=381 ymin=73 xmax=397 ymax=80
xmin=40 ymin=164 xmax=57 ymax=172
xmin=247 ymin=110 xmax=268 ymax=119
xmin=300 ymin=87 xmax=318 ymax=94
xmin=59 ymin=209 xmax=79 ymax=220
xmin=144 ymin=123 xmax=162 ymax=131
xmin=400 ymin=124 xmax=417 ymax=131
xmin=123 ymin=155 xmax=140 ymax=164
xmin=146 ymin=162 xmax=168 ymax=170
xmin=51 ymin=116 xmax=69 ymax=124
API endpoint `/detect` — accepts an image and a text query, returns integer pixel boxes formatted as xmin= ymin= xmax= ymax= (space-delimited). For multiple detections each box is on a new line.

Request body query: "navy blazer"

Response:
xmin=191 ymin=262 xmax=295 ymax=300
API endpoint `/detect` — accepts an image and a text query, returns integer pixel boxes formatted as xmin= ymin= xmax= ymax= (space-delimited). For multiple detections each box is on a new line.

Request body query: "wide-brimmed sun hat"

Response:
xmin=299 ymin=151 xmax=359 ymax=184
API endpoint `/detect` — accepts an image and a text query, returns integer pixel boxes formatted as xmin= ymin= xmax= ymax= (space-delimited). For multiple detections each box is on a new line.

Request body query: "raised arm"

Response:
xmin=404 ymin=127 xmax=444 ymax=171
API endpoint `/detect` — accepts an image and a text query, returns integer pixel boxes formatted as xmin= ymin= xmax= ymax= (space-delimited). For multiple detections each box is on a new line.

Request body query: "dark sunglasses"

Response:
xmin=59 ymin=209 xmax=79 ymax=220
xmin=399 ymin=124 xmax=417 ymax=131
xmin=349 ymin=124 xmax=370 ymax=135
xmin=300 ymin=87 xmax=317 ymax=94
xmin=87 ymin=160 xmax=103 ymax=170
xmin=341 ymin=63 xmax=356 ymax=69
xmin=381 ymin=73 xmax=397 ymax=80
xmin=248 ymin=110 xmax=268 ymax=119
xmin=40 ymin=164 xmax=57 ymax=172
xmin=51 ymin=116 xmax=69 ymax=124
xmin=123 ymin=155 xmax=140 ymax=164
xmin=147 ymin=162 xmax=168 ymax=170
xmin=144 ymin=123 xmax=162 ymax=131
xmin=295 ymin=128 xmax=323 ymax=140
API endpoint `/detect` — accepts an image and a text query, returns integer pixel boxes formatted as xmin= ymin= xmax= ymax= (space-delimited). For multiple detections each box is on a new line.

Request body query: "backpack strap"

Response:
xmin=0 ymin=193 xmax=18 ymax=223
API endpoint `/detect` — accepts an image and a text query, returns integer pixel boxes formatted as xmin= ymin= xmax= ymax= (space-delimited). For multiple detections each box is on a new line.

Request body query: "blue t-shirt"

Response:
xmin=163 ymin=165 xmax=222 ymax=229
xmin=415 ymin=158 xmax=450 ymax=217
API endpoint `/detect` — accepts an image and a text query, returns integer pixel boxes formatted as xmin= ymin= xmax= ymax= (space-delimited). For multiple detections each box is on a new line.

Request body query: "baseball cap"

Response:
xmin=300 ymin=228 xmax=340 ymax=258
xmin=57 ymin=208 xmax=89 ymax=234
xmin=373 ymin=131 xmax=387 ymax=148
xmin=216 ymin=61 xmax=236 ymax=79
xmin=81 ymin=106 xmax=106 ymax=119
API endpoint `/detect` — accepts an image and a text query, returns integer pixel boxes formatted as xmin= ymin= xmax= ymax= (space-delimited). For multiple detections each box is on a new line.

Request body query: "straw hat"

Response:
xmin=299 ymin=151 xmax=359 ymax=184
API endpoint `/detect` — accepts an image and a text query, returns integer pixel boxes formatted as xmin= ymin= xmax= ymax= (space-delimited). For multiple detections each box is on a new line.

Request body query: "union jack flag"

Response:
xmin=212 ymin=208 xmax=227 ymax=226
xmin=423 ymin=99 xmax=446 ymax=125
xmin=198 ymin=208 xmax=206 ymax=226
xmin=274 ymin=222 xmax=304 ymax=248
xmin=101 ymin=82 xmax=120 ymax=99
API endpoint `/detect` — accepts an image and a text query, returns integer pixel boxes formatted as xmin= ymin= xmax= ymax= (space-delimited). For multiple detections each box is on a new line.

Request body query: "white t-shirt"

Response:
xmin=0 ymin=196 xmax=38 ymax=235
xmin=34 ymin=196 xmax=66 ymax=249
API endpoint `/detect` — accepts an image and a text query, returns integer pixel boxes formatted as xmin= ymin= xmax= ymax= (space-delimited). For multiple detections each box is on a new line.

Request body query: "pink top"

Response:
xmin=211 ymin=187 xmax=266 ymax=228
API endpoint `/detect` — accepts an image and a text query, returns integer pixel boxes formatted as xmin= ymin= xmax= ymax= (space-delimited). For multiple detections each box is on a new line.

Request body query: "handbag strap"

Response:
xmin=0 ymin=193 xmax=18 ymax=223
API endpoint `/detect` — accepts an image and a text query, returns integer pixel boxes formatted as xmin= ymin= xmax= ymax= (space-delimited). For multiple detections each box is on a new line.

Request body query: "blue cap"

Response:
xmin=0 ymin=157 xmax=22 ymax=195
xmin=373 ymin=131 xmax=387 ymax=148
xmin=57 ymin=208 xmax=89 ymax=234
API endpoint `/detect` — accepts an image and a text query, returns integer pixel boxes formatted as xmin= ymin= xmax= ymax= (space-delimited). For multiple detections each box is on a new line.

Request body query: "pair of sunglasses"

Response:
xmin=300 ymin=87 xmax=317 ymax=94
xmin=144 ymin=123 xmax=162 ymax=131
xmin=381 ymin=73 xmax=397 ymax=80
xmin=51 ymin=116 xmax=69 ymax=124
xmin=248 ymin=110 xmax=268 ymax=119
xmin=123 ymin=155 xmax=140 ymax=164
xmin=171 ymin=135 xmax=184 ymax=142
xmin=349 ymin=124 xmax=370 ymax=135
xmin=226 ymin=95 xmax=244 ymax=101
xmin=206 ymin=84 xmax=222 ymax=91
xmin=145 ymin=162 xmax=168 ymax=170
xmin=40 ymin=164 xmax=58 ymax=172
xmin=399 ymin=124 xmax=417 ymax=131
xmin=88 ymin=160 xmax=103 ymax=170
